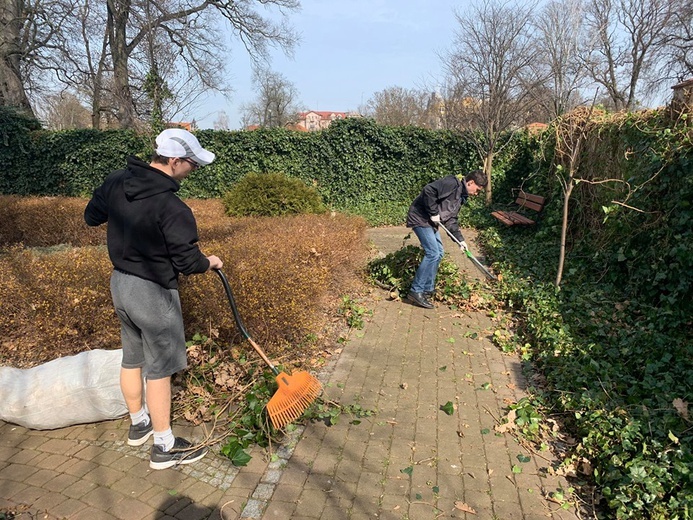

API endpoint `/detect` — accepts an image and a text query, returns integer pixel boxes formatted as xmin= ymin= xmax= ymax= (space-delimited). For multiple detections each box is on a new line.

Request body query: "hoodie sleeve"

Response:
xmin=84 ymin=183 xmax=109 ymax=226
xmin=160 ymin=203 xmax=211 ymax=275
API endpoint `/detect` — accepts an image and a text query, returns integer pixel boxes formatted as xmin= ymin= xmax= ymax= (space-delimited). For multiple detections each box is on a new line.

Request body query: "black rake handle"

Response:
xmin=213 ymin=268 xmax=280 ymax=375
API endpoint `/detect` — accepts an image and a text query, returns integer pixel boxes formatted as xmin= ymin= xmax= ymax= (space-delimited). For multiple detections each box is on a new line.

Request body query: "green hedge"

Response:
xmin=0 ymin=116 xmax=490 ymax=225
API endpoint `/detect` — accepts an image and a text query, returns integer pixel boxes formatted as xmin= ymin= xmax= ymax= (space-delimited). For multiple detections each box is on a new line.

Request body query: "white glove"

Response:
xmin=459 ymin=241 xmax=468 ymax=251
xmin=430 ymin=214 xmax=441 ymax=223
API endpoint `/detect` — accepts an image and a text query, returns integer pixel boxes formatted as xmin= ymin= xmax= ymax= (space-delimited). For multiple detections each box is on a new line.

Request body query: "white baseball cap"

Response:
xmin=155 ymin=128 xmax=215 ymax=166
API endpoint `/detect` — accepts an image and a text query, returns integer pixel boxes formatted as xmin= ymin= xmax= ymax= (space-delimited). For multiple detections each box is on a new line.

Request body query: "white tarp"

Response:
xmin=0 ymin=349 xmax=128 ymax=430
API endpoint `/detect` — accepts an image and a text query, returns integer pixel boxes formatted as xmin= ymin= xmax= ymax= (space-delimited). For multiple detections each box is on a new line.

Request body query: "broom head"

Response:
xmin=267 ymin=370 xmax=322 ymax=429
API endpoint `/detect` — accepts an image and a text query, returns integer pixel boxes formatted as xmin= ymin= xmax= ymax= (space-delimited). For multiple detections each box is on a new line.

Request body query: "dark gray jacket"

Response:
xmin=406 ymin=175 xmax=468 ymax=243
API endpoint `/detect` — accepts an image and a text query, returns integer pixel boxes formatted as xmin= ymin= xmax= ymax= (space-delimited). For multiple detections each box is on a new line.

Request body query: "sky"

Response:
xmin=189 ymin=1 xmax=466 ymax=130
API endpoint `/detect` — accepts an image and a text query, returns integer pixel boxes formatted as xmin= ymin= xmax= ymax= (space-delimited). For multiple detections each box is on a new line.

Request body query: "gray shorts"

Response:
xmin=110 ymin=270 xmax=187 ymax=380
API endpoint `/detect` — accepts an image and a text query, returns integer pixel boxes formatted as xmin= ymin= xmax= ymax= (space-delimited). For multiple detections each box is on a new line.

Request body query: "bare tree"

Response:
xmin=442 ymin=0 xmax=539 ymax=204
xmin=0 ymin=0 xmax=73 ymax=117
xmin=213 ymin=110 xmax=230 ymax=130
xmin=105 ymin=0 xmax=299 ymax=128
xmin=582 ymin=0 xmax=678 ymax=110
xmin=657 ymin=0 xmax=693 ymax=82
xmin=240 ymin=68 xmax=301 ymax=128
xmin=532 ymin=0 xmax=588 ymax=119
xmin=364 ymin=86 xmax=430 ymax=126
xmin=38 ymin=91 xmax=91 ymax=129
xmin=2 ymin=0 xmax=299 ymax=128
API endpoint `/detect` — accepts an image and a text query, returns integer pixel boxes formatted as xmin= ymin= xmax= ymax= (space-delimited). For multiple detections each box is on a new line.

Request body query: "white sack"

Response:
xmin=0 ymin=349 xmax=128 ymax=430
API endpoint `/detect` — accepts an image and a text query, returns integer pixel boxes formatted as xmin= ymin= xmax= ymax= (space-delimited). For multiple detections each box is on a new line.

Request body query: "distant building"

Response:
xmin=525 ymin=122 xmax=549 ymax=134
xmin=166 ymin=121 xmax=195 ymax=131
xmin=295 ymin=111 xmax=360 ymax=131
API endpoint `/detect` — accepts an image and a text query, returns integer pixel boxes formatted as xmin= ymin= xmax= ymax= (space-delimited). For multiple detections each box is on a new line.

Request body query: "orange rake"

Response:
xmin=214 ymin=269 xmax=322 ymax=429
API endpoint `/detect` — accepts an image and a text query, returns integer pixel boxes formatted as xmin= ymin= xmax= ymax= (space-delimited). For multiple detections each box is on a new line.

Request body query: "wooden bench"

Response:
xmin=491 ymin=191 xmax=546 ymax=226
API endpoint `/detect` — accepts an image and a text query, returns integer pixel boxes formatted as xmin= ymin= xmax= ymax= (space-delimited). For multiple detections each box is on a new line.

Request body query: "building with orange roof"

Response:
xmin=295 ymin=111 xmax=360 ymax=131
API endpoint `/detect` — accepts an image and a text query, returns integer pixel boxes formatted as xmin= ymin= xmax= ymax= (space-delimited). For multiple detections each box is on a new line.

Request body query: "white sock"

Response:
xmin=154 ymin=429 xmax=175 ymax=451
xmin=130 ymin=407 xmax=150 ymax=426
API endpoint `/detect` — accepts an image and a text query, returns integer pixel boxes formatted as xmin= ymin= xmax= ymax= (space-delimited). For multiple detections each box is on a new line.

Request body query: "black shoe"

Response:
xmin=127 ymin=420 xmax=153 ymax=446
xmin=407 ymin=291 xmax=434 ymax=309
xmin=424 ymin=290 xmax=435 ymax=300
xmin=149 ymin=437 xmax=208 ymax=470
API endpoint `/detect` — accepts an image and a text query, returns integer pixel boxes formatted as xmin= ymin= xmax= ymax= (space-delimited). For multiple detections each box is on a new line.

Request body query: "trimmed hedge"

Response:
xmin=0 ymin=116 xmax=489 ymax=224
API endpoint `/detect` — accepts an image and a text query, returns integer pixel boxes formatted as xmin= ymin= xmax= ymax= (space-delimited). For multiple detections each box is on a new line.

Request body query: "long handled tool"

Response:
xmin=439 ymin=223 xmax=498 ymax=281
xmin=214 ymin=269 xmax=322 ymax=429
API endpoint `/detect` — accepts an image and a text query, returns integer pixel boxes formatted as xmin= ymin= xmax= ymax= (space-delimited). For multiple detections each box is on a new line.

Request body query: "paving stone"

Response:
xmin=50 ymin=497 xmax=88 ymax=517
xmin=0 ymin=227 xmax=584 ymax=520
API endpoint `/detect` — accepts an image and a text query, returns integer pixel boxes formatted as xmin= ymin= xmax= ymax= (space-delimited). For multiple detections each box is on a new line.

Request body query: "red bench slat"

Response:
xmin=492 ymin=192 xmax=545 ymax=226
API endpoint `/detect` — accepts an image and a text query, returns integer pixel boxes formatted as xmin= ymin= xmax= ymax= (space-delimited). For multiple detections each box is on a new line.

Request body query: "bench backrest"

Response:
xmin=515 ymin=192 xmax=546 ymax=212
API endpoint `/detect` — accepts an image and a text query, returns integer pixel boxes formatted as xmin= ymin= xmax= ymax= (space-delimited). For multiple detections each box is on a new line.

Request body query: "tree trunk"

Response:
xmin=0 ymin=0 xmax=36 ymax=116
xmin=107 ymin=0 xmax=136 ymax=128
xmin=555 ymin=180 xmax=574 ymax=287
xmin=483 ymin=151 xmax=494 ymax=205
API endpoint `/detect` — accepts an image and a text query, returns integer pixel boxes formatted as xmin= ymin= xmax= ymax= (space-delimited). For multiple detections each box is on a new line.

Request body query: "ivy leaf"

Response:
xmin=221 ymin=440 xmax=252 ymax=467
xmin=440 ymin=401 xmax=455 ymax=415
xmin=512 ymin=465 xmax=522 ymax=474
xmin=439 ymin=365 xmax=447 ymax=371
xmin=231 ymin=448 xmax=252 ymax=466
xmin=517 ymin=454 xmax=531 ymax=463
xmin=401 ymin=466 xmax=413 ymax=476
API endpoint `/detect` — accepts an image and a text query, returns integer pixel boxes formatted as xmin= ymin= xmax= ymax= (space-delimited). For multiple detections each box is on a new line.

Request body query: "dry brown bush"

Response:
xmin=0 ymin=198 xmax=369 ymax=372
xmin=180 ymin=213 xmax=369 ymax=364
xmin=0 ymin=246 xmax=120 ymax=367
xmin=0 ymin=195 xmax=106 ymax=247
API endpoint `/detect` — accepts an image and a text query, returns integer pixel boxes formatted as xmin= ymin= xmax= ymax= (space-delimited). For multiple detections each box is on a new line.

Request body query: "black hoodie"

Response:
xmin=85 ymin=156 xmax=210 ymax=288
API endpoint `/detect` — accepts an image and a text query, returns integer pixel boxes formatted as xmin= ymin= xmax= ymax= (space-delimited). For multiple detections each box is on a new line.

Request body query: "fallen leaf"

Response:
xmin=494 ymin=409 xmax=517 ymax=433
xmin=673 ymin=398 xmax=689 ymax=420
xmin=454 ymin=501 xmax=477 ymax=514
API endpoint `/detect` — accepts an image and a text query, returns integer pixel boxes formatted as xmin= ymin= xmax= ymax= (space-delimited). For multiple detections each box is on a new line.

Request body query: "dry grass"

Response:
xmin=0 ymin=197 xmax=370 ymax=370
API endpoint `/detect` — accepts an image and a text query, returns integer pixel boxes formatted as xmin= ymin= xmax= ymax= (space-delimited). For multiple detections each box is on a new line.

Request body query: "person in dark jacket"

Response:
xmin=405 ymin=169 xmax=488 ymax=309
xmin=85 ymin=128 xmax=223 ymax=470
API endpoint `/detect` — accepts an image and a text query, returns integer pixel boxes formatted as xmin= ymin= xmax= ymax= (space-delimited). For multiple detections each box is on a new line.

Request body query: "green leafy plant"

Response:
xmin=337 ymin=295 xmax=371 ymax=329
xmin=367 ymin=245 xmax=472 ymax=305
xmin=222 ymin=171 xmax=326 ymax=217
xmin=303 ymin=399 xmax=375 ymax=426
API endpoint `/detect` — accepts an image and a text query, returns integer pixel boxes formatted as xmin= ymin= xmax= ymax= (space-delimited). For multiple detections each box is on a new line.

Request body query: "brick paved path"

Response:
xmin=0 ymin=227 xmax=580 ymax=519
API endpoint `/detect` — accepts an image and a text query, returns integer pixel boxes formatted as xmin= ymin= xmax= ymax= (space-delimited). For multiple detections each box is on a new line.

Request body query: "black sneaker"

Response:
xmin=424 ymin=290 xmax=435 ymax=300
xmin=127 ymin=421 xmax=153 ymax=446
xmin=406 ymin=291 xmax=434 ymax=309
xmin=149 ymin=437 xmax=208 ymax=470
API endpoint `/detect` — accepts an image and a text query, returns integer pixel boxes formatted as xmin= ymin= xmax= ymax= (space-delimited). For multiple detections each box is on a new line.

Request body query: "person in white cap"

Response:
xmin=85 ymin=128 xmax=222 ymax=469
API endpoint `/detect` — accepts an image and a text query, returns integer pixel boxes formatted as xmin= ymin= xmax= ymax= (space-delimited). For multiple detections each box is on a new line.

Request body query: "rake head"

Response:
xmin=266 ymin=370 xmax=323 ymax=429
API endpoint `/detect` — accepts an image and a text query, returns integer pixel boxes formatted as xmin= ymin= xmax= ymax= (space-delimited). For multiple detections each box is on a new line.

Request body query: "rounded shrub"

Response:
xmin=222 ymin=172 xmax=326 ymax=217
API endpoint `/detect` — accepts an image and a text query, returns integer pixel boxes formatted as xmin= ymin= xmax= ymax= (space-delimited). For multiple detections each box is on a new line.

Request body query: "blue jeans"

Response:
xmin=411 ymin=226 xmax=444 ymax=293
